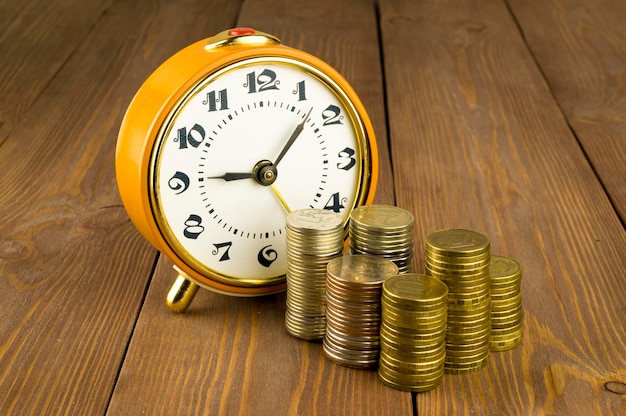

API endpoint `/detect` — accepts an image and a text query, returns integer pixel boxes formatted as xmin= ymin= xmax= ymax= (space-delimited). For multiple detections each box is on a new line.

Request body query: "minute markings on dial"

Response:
xmin=194 ymin=100 xmax=330 ymax=236
xmin=203 ymin=103 xmax=314 ymax=184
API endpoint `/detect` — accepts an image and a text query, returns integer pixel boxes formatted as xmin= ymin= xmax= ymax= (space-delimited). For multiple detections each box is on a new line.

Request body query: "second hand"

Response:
xmin=270 ymin=184 xmax=291 ymax=213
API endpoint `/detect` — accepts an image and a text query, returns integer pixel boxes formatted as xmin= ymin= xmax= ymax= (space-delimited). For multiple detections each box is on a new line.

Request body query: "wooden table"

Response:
xmin=1 ymin=0 xmax=624 ymax=414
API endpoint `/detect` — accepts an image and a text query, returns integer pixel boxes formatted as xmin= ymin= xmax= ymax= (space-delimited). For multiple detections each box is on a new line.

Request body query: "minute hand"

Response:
xmin=272 ymin=107 xmax=313 ymax=168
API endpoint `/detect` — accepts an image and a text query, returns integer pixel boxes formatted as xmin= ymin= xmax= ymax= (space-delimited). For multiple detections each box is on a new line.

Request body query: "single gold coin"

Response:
xmin=382 ymin=292 xmax=447 ymax=310
xmin=425 ymin=264 xmax=489 ymax=280
xmin=380 ymin=331 xmax=445 ymax=352
xmin=425 ymin=255 xmax=491 ymax=271
xmin=380 ymin=321 xmax=447 ymax=343
xmin=350 ymin=204 xmax=415 ymax=232
xmin=444 ymin=342 xmax=490 ymax=358
xmin=383 ymin=308 xmax=447 ymax=326
xmin=379 ymin=351 xmax=445 ymax=372
xmin=379 ymin=361 xmax=445 ymax=381
xmin=381 ymin=340 xmax=446 ymax=359
xmin=444 ymin=356 xmax=489 ymax=374
xmin=382 ymin=306 xmax=448 ymax=322
xmin=286 ymin=208 xmax=344 ymax=232
xmin=490 ymin=326 xmax=523 ymax=338
xmin=490 ymin=336 xmax=522 ymax=352
xmin=490 ymin=255 xmax=522 ymax=280
xmin=491 ymin=314 xmax=523 ymax=329
xmin=491 ymin=302 xmax=523 ymax=317
xmin=383 ymin=274 xmax=449 ymax=305
xmin=349 ymin=232 xmax=414 ymax=249
xmin=425 ymin=247 xmax=491 ymax=265
xmin=327 ymin=254 xmax=399 ymax=286
xmin=425 ymin=229 xmax=490 ymax=257
xmin=377 ymin=362 xmax=445 ymax=392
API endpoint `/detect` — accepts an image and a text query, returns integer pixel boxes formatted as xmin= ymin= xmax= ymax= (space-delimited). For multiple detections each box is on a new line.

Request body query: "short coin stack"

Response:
xmin=323 ymin=255 xmax=399 ymax=369
xmin=285 ymin=209 xmax=344 ymax=341
xmin=349 ymin=205 xmax=415 ymax=274
xmin=489 ymin=255 xmax=523 ymax=351
xmin=378 ymin=274 xmax=448 ymax=392
xmin=424 ymin=229 xmax=491 ymax=374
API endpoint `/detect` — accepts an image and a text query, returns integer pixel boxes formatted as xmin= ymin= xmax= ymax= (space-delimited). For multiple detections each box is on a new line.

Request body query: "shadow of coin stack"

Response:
xmin=378 ymin=274 xmax=449 ymax=392
xmin=424 ymin=229 xmax=491 ymax=374
xmin=323 ymin=254 xmax=399 ymax=369
xmin=489 ymin=255 xmax=523 ymax=351
xmin=285 ymin=209 xmax=344 ymax=341
xmin=349 ymin=205 xmax=415 ymax=274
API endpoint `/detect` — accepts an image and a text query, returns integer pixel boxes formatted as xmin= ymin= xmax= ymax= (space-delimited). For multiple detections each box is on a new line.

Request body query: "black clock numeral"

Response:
xmin=175 ymin=124 xmax=205 ymax=149
xmin=293 ymin=80 xmax=306 ymax=101
xmin=183 ymin=214 xmax=204 ymax=239
xmin=203 ymin=88 xmax=229 ymax=111
xmin=168 ymin=171 xmax=190 ymax=194
xmin=337 ymin=147 xmax=356 ymax=171
xmin=258 ymin=245 xmax=278 ymax=267
xmin=323 ymin=192 xmax=346 ymax=213
xmin=245 ymin=69 xmax=280 ymax=93
xmin=322 ymin=105 xmax=343 ymax=126
xmin=212 ymin=241 xmax=232 ymax=262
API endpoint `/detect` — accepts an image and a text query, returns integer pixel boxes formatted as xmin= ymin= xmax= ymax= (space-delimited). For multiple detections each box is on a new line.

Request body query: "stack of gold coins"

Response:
xmin=489 ymin=255 xmax=523 ymax=351
xmin=378 ymin=274 xmax=448 ymax=392
xmin=285 ymin=209 xmax=344 ymax=341
xmin=349 ymin=205 xmax=415 ymax=273
xmin=424 ymin=229 xmax=491 ymax=374
xmin=323 ymin=255 xmax=399 ymax=369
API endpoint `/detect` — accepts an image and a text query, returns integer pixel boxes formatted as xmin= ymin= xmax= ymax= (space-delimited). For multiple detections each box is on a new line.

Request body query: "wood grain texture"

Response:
xmin=107 ymin=260 xmax=412 ymax=415
xmin=507 ymin=0 xmax=626 ymax=222
xmin=379 ymin=0 xmax=625 ymax=414
xmin=0 ymin=0 xmax=112 ymax=141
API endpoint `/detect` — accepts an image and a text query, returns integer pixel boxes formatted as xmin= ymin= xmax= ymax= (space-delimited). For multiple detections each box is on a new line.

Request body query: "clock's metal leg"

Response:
xmin=166 ymin=274 xmax=199 ymax=313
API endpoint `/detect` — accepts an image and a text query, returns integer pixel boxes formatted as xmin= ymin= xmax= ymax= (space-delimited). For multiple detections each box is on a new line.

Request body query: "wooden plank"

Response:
xmin=379 ymin=0 xmax=626 ymax=414
xmin=109 ymin=261 xmax=412 ymax=415
xmin=0 ymin=0 xmax=240 ymax=414
xmin=107 ymin=0 xmax=411 ymax=414
xmin=506 ymin=0 xmax=626 ymax=222
xmin=0 ymin=0 xmax=112 ymax=141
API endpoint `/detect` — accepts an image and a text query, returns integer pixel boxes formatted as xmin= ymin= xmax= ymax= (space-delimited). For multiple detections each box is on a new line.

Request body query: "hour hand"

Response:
xmin=207 ymin=172 xmax=256 ymax=181
xmin=207 ymin=160 xmax=277 ymax=185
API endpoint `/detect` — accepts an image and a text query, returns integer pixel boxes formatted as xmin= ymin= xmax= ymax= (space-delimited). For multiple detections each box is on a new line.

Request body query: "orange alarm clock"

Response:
xmin=116 ymin=28 xmax=378 ymax=312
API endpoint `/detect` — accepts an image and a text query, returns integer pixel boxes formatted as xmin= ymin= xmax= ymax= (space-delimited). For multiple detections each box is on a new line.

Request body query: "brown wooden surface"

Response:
xmin=379 ymin=0 xmax=625 ymax=414
xmin=0 ymin=0 xmax=624 ymax=415
xmin=507 ymin=0 xmax=626 ymax=222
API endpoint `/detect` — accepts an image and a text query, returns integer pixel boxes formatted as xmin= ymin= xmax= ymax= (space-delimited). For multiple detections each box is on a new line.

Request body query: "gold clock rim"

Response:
xmin=149 ymin=55 xmax=375 ymax=289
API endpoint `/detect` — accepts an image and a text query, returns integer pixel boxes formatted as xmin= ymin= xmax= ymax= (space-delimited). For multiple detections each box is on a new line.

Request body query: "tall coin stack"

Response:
xmin=424 ymin=229 xmax=491 ymax=374
xmin=378 ymin=274 xmax=448 ymax=392
xmin=489 ymin=255 xmax=523 ymax=351
xmin=323 ymin=255 xmax=399 ymax=369
xmin=285 ymin=209 xmax=344 ymax=341
xmin=349 ymin=205 xmax=415 ymax=273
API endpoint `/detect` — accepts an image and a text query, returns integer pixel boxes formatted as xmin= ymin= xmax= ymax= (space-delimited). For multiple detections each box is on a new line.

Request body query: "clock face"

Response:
xmin=150 ymin=57 xmax=371 ymax=288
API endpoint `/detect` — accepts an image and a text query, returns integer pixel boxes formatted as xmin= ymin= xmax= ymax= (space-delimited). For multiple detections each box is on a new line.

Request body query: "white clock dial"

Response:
xmin=151 ymin=58 xmax=368 ymax=287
